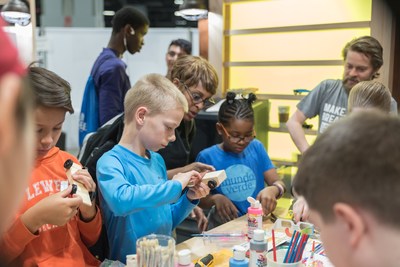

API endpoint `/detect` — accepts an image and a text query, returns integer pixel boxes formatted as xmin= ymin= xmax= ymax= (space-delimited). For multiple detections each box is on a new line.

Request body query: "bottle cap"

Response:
xmin=247 ymin=196 xmax=261 ymax=209
xmin=232 ymin=245 xmax=246 ymax=260
xmin=178 ymin=249 xmax=192 ymax=265
xmin=253 ymin=229 xmax=265 ymax=241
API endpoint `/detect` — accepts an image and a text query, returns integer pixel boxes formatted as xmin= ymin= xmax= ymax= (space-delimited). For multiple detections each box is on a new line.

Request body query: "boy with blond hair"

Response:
xmin=293 ymin=110 xmax=400 ymax=267
xmin=97 ymin=73 xmax=210 ymax=263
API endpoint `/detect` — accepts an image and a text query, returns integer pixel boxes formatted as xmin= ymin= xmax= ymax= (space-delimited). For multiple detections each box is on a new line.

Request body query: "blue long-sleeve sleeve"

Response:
xmin=96 ymin=145 xmax=197 ymax=263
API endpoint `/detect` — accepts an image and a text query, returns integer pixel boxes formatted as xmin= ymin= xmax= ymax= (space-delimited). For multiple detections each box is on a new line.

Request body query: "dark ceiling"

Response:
xmin=104 ymin=0 xmax=199 ymax=28
xmin=31 ymin=0 xmax=200 ymax=28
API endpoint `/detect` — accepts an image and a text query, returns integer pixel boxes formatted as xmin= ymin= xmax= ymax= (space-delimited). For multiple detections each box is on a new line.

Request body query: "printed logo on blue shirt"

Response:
xmin=220 ymin=164 xmax=256 ymax=202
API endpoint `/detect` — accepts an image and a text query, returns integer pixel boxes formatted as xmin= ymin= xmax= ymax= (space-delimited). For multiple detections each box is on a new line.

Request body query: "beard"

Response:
xmin=342 ymin=74 xmax=363 ymax=93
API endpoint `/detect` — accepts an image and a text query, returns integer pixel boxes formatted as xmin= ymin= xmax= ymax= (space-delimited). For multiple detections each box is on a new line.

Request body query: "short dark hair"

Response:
xmin=342 ymin=36 xmax=383 ymax=79
xmin=28 ymin=65 xmax=74 ymax=114
xmin=218 ymin=92 xmax=257 ymax=126
xmin=169 ymin=39 xmax=192 ymax=55
xmin=111 ymin=6 xmax=150 ymax=33
xmin=293 ymin=110 xmax=400 ymax=229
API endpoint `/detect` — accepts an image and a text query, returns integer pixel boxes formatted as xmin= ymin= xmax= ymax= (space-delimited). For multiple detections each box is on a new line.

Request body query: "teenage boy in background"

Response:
xmin=293 ymin=110 xmax=400 ymax=267
xmin=165 ymin=38 xmax=192 ymax=79
xmin=286 ymin=36 xmax=397 ymax=154
xmin=79 ymin=6 xmax=149 ymax=145
xmin=0 ymin=66 xmax=101 ymax=266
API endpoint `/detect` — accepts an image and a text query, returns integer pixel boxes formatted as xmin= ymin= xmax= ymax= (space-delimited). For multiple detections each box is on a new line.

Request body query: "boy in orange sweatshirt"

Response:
xmin=0 ymin=66 xmax=101 ymax=266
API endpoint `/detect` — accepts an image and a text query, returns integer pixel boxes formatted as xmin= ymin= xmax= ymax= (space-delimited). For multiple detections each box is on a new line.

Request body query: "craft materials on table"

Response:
xmin=136 ymin=234 xmax=175 ymax=267
xmin=247 ymin=196 xmax=263 ymax=239
xmin=192 ymin=231 xmax=247 ymax=247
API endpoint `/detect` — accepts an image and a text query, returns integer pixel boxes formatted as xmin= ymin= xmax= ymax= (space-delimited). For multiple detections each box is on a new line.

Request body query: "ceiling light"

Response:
xmin=103 ymin=10 xmax=115 ymax=16
xmin=177 ymin=0 xmax=208 ymax=21
xmin=1 ymin=0 xmax=31 ymax=26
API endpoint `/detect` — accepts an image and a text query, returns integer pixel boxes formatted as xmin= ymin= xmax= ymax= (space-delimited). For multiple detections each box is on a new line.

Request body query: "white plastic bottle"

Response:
xmin=229 ymin=245 xmax=249 ymax=267
xmin=249 ymin=229 xmax=267 ymax=267
xmin=247 ymin=196 xmax=263 ymax=239
xmin=175 ymin=249 xmax=194 ymax=267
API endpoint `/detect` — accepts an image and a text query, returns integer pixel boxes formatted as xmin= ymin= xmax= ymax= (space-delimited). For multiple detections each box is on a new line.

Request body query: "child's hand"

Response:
xmin=212 ymin=194 xmax=238 ymax=223
xmin=187 ymin=182 xmax=210 ymax=201
xmin=293 ymin=196 xmax=310 ymax=223
xmin=71 ymin=168 xmax=97 ymax=221
xmin=190 ymin=206 xmax=208 ymax=232
xmin=72 ymin=168 xmax=96 ymax=193
xmin=256 ymin=187 xmax=278 ymax=216
xmin=172 ymin=170 xmax=202 ymax=189
xmin=21 ymin=185 xmax=82 ymax=234
xmin=188 ymin=162 xmax=215 ymax=173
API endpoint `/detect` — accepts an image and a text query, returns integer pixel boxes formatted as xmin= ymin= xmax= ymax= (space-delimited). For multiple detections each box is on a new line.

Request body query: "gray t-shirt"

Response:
xmin=297 ymin=79 xmax=398 ymax=134
xmin=297 ymin=79 xmax=347 ymax=133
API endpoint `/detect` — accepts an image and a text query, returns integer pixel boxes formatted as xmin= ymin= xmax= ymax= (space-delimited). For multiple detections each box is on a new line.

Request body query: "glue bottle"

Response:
xmin=249 ymin=229 xmax=267 ymax=267
xmin=229 ymin=245 xmax=249 ymax=267
xmin=247 ymin=196 xmax=262 ymax=239
xmin=175 ymin=249 xmax=194 ymax=267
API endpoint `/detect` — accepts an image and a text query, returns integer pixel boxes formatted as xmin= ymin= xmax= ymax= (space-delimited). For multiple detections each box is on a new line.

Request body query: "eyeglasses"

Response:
xmin=180 ymin=81 xmax=215 ymax=106
xmin=273 ymin=218 xmax=314 ymax=235
xmin=220 ymin=123 xmax=255 ymax=143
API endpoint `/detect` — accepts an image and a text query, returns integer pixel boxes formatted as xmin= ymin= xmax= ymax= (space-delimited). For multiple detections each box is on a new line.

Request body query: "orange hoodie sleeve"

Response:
xmin=77 ymin=204 xmax=102 ymax=247
xmin=0 ymin=216 xmax=38 ymax=263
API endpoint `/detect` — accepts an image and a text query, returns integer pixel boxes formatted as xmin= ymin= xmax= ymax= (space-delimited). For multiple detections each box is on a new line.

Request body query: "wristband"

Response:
xmin=272 ymin=182 xmax=284 ymax=199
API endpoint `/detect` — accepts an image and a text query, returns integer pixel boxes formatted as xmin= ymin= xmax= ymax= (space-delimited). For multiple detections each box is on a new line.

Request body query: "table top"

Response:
xmin=176 ymin=200 xmax=292 ymax=266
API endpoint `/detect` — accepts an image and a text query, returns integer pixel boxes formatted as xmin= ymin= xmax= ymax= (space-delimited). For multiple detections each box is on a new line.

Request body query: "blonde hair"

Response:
xmin=124 ymin=73 xmax=188 ymax=123
xmin=170 ymin=55 xmax=218 ymax=95
xmin=348 ymin=81 xmax=391 ymax=113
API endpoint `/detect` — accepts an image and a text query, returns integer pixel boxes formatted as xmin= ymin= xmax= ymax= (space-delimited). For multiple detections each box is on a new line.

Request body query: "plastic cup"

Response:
xmin=267 ymin=249 xmax=302 ymax=267
xmin=278 ymin=106 xmax=290 ymax=126
xmin=136 ymin=234 xmax=175 ymax=267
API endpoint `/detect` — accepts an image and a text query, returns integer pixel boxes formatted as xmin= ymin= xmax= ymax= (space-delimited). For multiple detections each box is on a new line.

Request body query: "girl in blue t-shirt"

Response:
xmin=196 ymin=92 xmax=286 ymax=229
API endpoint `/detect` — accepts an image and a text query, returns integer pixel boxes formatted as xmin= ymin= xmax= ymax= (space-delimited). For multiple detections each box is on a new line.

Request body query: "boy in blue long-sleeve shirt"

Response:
xmin=97 ymin=73 xmax=210 ymax=263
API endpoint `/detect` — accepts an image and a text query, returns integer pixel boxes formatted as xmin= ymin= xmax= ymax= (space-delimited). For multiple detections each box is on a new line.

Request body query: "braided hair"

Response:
xmin=218 ymin=92 xmax=257 ymax=126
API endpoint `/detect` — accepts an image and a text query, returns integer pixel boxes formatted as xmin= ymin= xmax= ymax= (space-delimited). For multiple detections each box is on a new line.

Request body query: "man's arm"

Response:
xmin=286 ymin=109 xmax=310 ymax=154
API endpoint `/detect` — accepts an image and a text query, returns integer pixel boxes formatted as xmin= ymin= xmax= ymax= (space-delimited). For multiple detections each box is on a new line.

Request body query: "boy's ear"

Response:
xmin=135 ymin=106 xmax=148 ymax=125
xmin=333 ymin=203 xmax=366 ymax=248
xmin=216 ymin=122 xmax=223 ymax=136
xmin=0 ymin=74 xmax=21 ymax=157
xmin=172 ymin=78 xmax=180 ymax=88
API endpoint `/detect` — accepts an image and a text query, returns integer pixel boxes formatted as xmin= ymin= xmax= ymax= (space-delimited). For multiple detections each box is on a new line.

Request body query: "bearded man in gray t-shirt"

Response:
xmin=287 ymin=36 xmax=397 ymax=154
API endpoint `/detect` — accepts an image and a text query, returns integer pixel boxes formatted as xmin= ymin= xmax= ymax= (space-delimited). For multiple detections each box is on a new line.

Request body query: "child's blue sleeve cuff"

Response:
xmin=183 ymin=188 xmax=200 ymax=205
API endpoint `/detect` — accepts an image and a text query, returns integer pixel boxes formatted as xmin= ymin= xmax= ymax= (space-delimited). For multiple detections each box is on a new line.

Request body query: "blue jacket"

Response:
xmin=93 ymin=48 xmax=131 ymax=126
xmin=97 ymin=145 xmax=198 ymax=263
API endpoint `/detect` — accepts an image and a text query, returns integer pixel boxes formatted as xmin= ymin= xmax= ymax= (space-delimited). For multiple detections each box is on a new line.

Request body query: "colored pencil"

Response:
xmin=283 ymin=229 xmax=297 ymax=263
xmin=272 ymin=229 xmax=277 ymax=261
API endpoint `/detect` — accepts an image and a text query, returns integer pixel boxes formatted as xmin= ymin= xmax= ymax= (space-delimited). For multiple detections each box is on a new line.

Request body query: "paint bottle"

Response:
xmin=229 ymin=245 xmax=249 ymax=267
xmin=247 ymin=196 xmax=262 ymax=239
xmin=249 ymin=229 xmax=267 ymax=267
xmin=175 ymin=249 xmax=194 ymax=267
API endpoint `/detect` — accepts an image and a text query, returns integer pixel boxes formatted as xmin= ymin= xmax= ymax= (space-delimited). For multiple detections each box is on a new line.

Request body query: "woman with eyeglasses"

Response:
xmin=196 ymin=92 xmax=286 ymax=230
xmin=157 ymin=55 xmax=219 ymax=232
